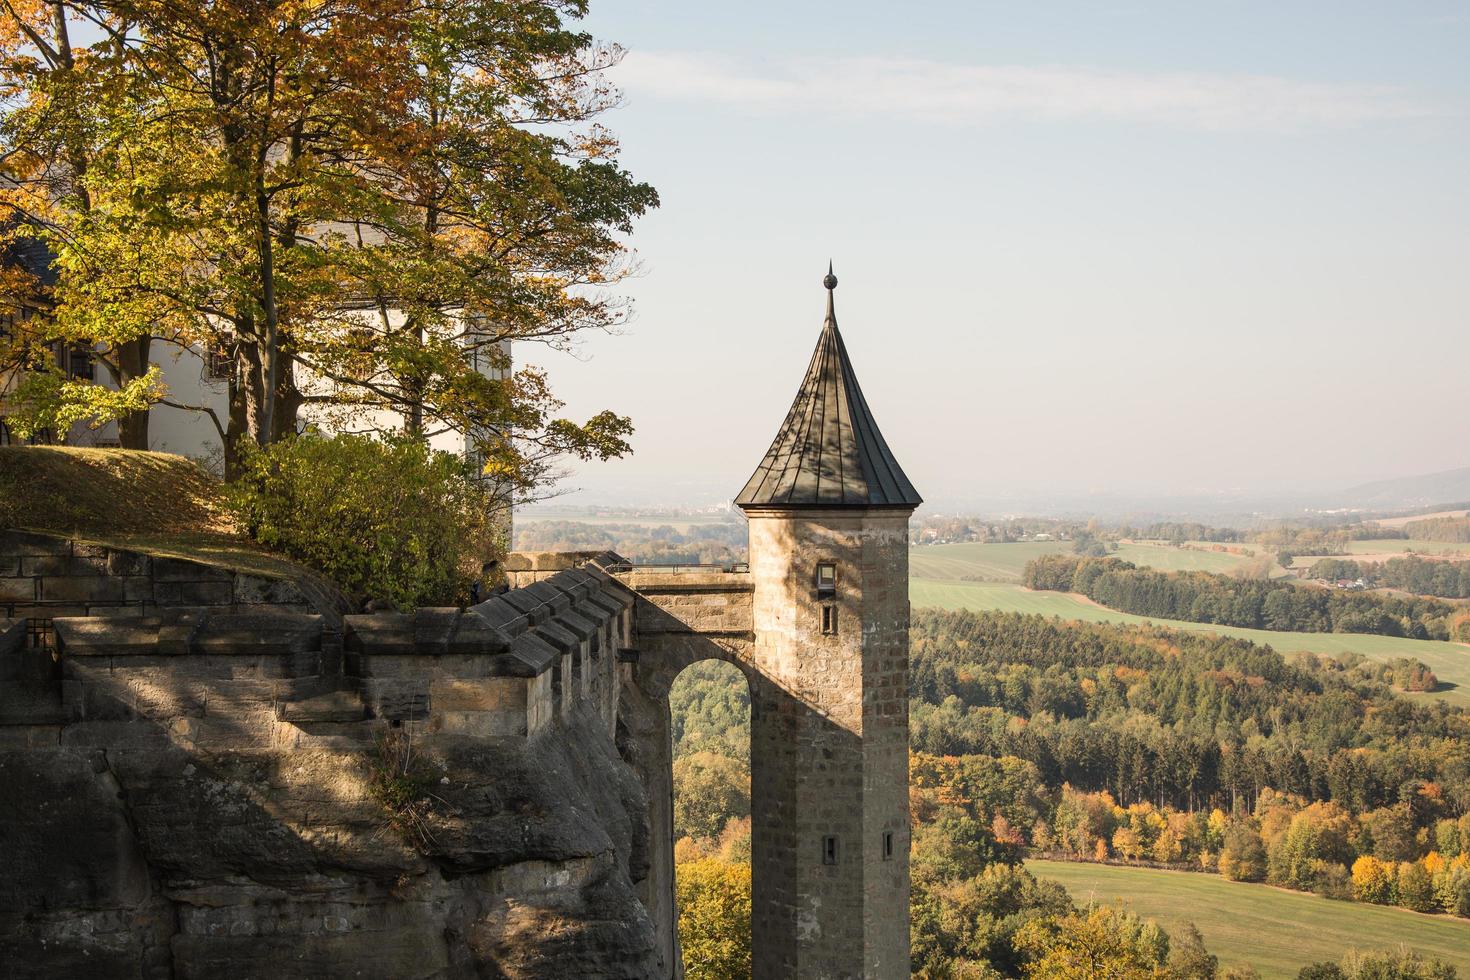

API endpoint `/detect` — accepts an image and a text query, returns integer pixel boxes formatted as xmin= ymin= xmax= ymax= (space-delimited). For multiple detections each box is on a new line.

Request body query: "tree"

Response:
xmin=1218 ymin=824 xmax=1266 ymax=882
xmin=1169 ymin=922 xmax=1218 ymax=980
xmin=672 ymin=752 xmax=751 ymax=843
xmin=1350 ymin=856 xmax=1395 ymax=905
xmin=1015 ymin=906 xmax=1172 ymax=980
xmin=675 ymin=858 xmax=751 ymax=980
xmin=1 ymin=0 xmax=654 ymax=491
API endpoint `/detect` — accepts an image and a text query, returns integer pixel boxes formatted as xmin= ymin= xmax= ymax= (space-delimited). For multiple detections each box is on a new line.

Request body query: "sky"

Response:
xmin=527 ymin=1 xmax=1470 ymax=510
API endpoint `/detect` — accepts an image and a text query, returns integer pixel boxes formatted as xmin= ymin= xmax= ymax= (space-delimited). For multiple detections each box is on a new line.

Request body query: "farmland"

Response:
xmin=909 ymin=540 xmax=1260 ymax=583
xmin=1027 ymin=859 xmax=1470 ymax=979
xmin=909 ymin=543 xmax=1470 ymax=707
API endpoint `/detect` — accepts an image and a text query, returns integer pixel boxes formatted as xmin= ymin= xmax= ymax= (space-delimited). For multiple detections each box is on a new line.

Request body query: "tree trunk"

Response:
xmin=114 ymin=336 xmax=151 ymax=449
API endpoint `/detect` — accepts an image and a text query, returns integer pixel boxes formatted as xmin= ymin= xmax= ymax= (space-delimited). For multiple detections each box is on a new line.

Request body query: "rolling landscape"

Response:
xmin=516 ymin=502 xmax=1470 ymax=975
xmin=4 ymin=1 xmax=1468 ymax=976
xmin=908 ymin=539 xmax=1470 ymax=707
xmin=1027 ymin=860 xmax=1470 ymax=979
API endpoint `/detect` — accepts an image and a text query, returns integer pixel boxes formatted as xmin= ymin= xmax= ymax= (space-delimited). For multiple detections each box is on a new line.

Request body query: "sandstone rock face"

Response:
xmin=0 ymin=710 xmax=660 ymax=979
xmin=0 ymin=552 xmax=663 ymax=979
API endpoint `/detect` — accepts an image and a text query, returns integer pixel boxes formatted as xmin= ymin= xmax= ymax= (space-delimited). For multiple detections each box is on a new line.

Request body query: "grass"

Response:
xmin=0 ymin=445 xmax=227 ymax=535
xmin=909 ymin=541 xmax=1259 ymax=585
xmin=1348 ymin=539 xmax=1470 ymax=556
xmin=1027 ymin=859 xmax=1470 ymax=979
xmin=907 ymin=579 xmax=1470 ymax=707
xmin=0 ymin=445 xmax=327 ymax=584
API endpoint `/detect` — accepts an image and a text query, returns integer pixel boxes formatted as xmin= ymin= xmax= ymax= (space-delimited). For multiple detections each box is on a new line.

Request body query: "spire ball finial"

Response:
xmin=823 ymin=260 xmax=837 ymax=290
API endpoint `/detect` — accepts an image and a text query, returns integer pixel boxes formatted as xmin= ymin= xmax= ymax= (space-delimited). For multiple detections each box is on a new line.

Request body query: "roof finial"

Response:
xmin=823 ymin=260 xmax=838 ymax=291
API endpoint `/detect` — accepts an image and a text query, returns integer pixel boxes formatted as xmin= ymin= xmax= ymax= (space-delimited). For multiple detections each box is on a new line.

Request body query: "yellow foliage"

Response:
xmin=676 ymin=859 xmax=752 ymax=980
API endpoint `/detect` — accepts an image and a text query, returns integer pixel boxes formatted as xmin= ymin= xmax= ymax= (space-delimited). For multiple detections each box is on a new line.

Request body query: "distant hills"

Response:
xmin=1331 ymin=467 xmax=1470 ymax=512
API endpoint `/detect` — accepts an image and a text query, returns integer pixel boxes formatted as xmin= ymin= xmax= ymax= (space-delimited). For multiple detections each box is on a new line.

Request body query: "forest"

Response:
xmin=1023 ymin=554 xmax=1470 ymax=641
xmin=668 ymin=607 xmax=1470 ymax=977
xmin=1308 ymin=556 xmax=1470 ymax=600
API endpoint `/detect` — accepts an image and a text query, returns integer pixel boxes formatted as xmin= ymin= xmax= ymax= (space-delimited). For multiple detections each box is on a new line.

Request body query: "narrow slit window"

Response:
xmin=823 ymin=835 xmax=839 ymax=865
xmin=821 ymin=604 xmax=838 ymax=635
xmin=882 ymin=831 xmax=894 ymax=861
xmin=815 ymin=561 xmax=837 ymax=598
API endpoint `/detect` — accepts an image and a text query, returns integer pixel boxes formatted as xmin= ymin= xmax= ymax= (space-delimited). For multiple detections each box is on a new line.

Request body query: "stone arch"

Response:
xmin=612 ymin=570 xmax=757 ymax=976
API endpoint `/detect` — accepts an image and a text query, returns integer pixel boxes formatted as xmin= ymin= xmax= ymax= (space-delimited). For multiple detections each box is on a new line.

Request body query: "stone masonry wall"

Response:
xmin=744 ymin=507 xmax=913 ymax=980
xmin=0 ymin=549 xmax=664 ymax=979
xmin=0 ymin=529 xmax=334 ymax=636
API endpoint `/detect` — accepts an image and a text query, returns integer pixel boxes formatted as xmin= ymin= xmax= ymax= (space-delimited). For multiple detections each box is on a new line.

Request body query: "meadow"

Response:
xmin=909 ymin=544 xmax=1470 ymax=707
xmin=1027 ymin=859 xmax=1470 ymax=979
xmin=909 ymin=540 xmax=1260 ymax=584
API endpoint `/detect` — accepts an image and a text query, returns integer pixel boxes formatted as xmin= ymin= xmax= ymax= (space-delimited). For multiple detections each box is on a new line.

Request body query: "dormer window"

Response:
xmin=815 ymin=561 xmax=837 ymax=598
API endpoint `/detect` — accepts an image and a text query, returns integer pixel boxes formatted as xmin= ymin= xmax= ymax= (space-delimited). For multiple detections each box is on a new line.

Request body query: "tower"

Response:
xmin=736 ymin=265 xmax=922 ymax=979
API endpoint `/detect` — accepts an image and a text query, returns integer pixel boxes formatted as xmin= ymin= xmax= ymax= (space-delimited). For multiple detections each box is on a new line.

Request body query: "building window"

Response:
xmin=204 ymin=339 xmax=232 ymax=381
xmin=821 ymin=604 xmax=837 ymax=635
xmin=815 ymin=561 xmax=837 ymax=597
xmin=822 ymin=835 xmax=839 ymax=865
xmin=883 ymin=831 xmax=895 ymax=861
xmin=66 ymin=343 xmax=93 ymax=380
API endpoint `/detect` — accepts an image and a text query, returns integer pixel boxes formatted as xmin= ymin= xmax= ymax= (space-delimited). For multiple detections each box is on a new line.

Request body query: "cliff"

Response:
xmin=0 ymin=533 xmax=663 ymax=978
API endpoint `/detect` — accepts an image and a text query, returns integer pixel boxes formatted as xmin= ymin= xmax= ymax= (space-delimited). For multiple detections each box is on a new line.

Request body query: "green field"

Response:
xmin=909 ymin=540 xmax=1258 ymax=584
xmin=907 ymin=579 xmax=1470 ymax=707
xmin=1348 ymin=539 xmax=1470 ymax=556
xmin=1027 ymin=859 xmax=1470 ymax=979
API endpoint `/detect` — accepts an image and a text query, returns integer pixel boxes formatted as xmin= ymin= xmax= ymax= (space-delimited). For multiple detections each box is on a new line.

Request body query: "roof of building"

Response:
xmin=735 ymin=266 xmax=922 ymax=510
xmin=0 ymin=233 xmax=58 ymax=287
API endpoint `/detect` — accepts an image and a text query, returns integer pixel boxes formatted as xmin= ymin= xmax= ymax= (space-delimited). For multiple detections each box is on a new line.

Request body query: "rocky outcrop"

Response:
xmin=0 ymin=551 xmax=663 ymax=979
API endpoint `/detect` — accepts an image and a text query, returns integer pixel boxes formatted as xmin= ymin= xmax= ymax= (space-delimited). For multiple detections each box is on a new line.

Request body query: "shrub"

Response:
xmin=227 ymin=433 xmax=503 ymax=607
xmin=1339 ymin=948 xmax=1456 ymax=980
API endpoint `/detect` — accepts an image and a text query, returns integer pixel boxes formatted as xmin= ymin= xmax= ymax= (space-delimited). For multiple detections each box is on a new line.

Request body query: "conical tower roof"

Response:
xmin=735 ymin=266 xmax=922 ymax=510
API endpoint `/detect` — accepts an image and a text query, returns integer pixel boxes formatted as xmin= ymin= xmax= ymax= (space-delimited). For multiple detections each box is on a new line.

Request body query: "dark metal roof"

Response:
xmin=735 ymin=267 xmax=922 ymax=510
xmin=0 ymin=235 xmax=58 ymax=287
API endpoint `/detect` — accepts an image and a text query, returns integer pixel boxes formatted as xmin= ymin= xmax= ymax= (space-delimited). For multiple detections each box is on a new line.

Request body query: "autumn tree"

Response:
xmin=1 ymin=0 xmax=654 ymax=493
xmin=675 ymin=858 xmax=751 ymax=980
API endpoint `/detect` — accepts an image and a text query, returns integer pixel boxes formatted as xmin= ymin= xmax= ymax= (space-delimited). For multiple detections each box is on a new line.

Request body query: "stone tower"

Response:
xmin=735 ymin=265 xmax=922 ymax=979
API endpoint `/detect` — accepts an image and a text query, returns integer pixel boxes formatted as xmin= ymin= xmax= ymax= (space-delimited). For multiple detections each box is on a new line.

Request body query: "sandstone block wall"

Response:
xmin=1 ymin=545 xmax=662 ymax=979
xmin=0 ymin=530 xmax=327 ymax=619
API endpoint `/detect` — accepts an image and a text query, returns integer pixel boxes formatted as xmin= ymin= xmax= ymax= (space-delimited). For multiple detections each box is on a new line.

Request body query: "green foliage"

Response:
xmin=1219 ymin=824 xmax=1266 ymax=882
xmin=675 ymin=858 xmax=751 ymax=980
xmin=226 ymin=432 xmax=501 ymax=606
xmin=1022 ymin=556 xmax=1456 ymax=641
xmin=1169 ymin=923 xmax=1218 ymax=980
xmin=366 ymin=729 xmax=438 ymax=847
xmin=672 ymin=752 xmax=751 ymax=842
xmin=2 ymin=362 xmax=164 ymax=441
xmin=670 ymin=660 xmax=751 ymax=761
xmin=1307 ymin=557 xmax=1470 ymax=601
xmin=1014 ymin=905 xmax=1172 ymax=979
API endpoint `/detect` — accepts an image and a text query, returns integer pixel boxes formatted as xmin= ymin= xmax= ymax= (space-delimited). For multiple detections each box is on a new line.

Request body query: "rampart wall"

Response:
xmin=0 ymin=546 xmax=663 ymax=978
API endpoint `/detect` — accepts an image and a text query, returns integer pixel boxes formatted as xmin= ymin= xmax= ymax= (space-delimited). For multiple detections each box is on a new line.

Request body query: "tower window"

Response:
xmin=823 ymin=835 xmax=839 ymax=865
xmin=883 ymin=831 xmax=895 ymax=861
xmin=821 ymin=604 xmax=837 ymax=635
xmin=815 ymin=561 xmax=837 ymax=597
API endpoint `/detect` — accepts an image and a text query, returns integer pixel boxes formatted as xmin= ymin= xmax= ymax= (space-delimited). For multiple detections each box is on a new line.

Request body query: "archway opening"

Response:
xmin=669 ymin=658 xmax=753 ymax=979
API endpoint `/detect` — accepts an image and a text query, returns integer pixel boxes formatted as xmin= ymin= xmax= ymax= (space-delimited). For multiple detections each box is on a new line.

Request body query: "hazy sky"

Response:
xmin=530 ymin=1 xmax=1470 ymax=509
